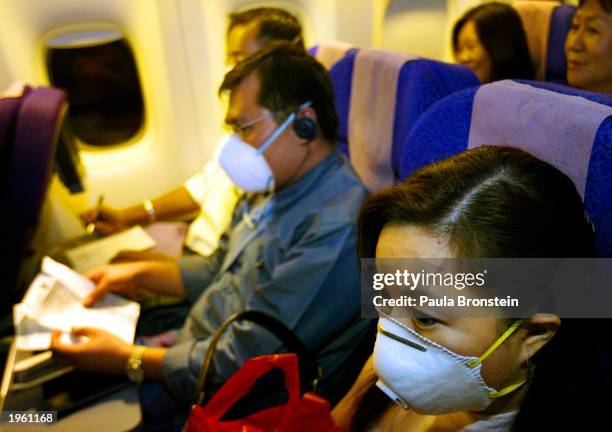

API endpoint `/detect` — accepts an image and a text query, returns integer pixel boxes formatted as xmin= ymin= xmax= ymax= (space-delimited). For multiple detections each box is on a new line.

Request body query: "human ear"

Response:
xmin=298 ymin=106 xmax=316 ymax=121
xmin=518 ymin=314 xmax=561 ymax=362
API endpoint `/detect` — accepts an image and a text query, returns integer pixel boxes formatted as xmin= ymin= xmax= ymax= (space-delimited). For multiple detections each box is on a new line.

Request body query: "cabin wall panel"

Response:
xmin=0 ymin=0 xmax=218 ymax=244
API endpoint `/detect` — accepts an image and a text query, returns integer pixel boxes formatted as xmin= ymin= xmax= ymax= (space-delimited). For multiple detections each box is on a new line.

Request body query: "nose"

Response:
xmin=566 ymin=26 xmax=585 ymax=53
xmin=456 ymin=50 xmax=471 ymax=66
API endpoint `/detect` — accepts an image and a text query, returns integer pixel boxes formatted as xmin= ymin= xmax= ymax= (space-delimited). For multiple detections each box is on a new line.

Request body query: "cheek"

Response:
xmin=595 ymin=36 xmax=612 ymax=65
xmin=479 ymin=343 xmax=522 ymax=390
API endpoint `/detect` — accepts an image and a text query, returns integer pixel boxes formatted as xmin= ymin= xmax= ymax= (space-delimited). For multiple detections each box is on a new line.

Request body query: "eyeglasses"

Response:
xmin=231 ymin=114 xmax=268 ymax=139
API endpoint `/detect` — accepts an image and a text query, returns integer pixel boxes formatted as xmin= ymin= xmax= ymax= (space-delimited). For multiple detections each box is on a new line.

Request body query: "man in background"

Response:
xmin=55 ymin=42 xmax=372 ymax=429
xmin=81 ymin=7 xmax=305 ymax=258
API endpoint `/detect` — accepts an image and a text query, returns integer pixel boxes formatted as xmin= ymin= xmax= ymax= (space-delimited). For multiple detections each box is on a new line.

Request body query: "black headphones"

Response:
xmin=292 ymin=101 xmax=317 ymax=141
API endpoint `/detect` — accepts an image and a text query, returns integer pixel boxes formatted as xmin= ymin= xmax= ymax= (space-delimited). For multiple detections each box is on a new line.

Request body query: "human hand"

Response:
xmin=83 ymin=262 xmax=150 ymax=307
xmin=51 ymin=327 xmax=132 ymax=374
xmin=80 ymin=205 xmax=127 ymax=235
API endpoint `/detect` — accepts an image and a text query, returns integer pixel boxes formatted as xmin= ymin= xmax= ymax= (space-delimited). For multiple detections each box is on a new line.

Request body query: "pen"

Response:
xmin=86 ymin=194 xmax=105 ymax=235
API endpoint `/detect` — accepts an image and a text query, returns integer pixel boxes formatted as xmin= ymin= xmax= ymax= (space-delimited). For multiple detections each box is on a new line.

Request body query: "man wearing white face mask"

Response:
xmin=53 ymin=42 xmax=371 ymax=426
xmin=80 ymin=7 xmax=305 ymax=257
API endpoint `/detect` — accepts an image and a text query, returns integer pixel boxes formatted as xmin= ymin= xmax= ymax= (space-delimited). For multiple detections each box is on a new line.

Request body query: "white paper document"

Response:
xmin=145 ymin=222 xmax=188 ymax=258
xmin=13 ymin=257 xmax=140 ymax=351
xmin=66 ymin=225 xmax=156 ymax=274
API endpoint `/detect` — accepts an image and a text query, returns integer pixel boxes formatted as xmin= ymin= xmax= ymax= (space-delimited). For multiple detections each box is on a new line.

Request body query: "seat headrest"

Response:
xmin=515 ymin=2 xmax=576 ymax=83
xmin=400 ymin=80 xmax=612 ymax=256
xmin=312 ymin=41 xmax=353 ymax=70
xmin=547 ymin=4 xmax=576 ymax=83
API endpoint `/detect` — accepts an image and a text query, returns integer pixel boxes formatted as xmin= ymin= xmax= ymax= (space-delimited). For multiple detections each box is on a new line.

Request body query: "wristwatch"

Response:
xmin=125 ymin=345 xmax=147 ymax=384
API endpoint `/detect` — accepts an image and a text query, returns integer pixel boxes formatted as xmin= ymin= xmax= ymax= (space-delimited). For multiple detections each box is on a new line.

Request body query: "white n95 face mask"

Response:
xmin=218 ymin=102 xmax=312 ymax=193
xmin=218 ymin=134 xmax=275 ymax=193
xmin=373 ymin=315 xmax=525 ymax=415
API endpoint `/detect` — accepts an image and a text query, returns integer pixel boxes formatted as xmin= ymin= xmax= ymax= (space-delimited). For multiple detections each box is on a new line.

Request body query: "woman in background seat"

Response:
xmin=333 ymin=146 xmax=611 ymax=431
xmin=452 ymin=2 xmax=534 ymax=83
xmin=566 ymin=0 xmax=612 ymax=93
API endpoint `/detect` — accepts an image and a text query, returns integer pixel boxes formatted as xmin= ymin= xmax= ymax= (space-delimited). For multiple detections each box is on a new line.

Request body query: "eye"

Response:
xmin=569 ymin=21 xmax=579 ymax=32
xmin=414 ymin=316 xmax=440 ymax=327
xmin=587 ymin=26 xmax=600 ymax=35
xmin=233 ymin=123 xmax=253 ymax=137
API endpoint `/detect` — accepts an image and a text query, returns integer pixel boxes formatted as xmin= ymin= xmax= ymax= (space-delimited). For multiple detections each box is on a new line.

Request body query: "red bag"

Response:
xmin=184 ymin=310 xmax=343 ymax=432
xmin=184 ymin=353 xmax=343 ymax=432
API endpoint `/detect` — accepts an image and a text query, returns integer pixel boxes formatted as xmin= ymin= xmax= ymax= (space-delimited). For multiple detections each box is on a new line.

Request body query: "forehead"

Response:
xmin=376 ymin=224 xmax=453 ymax=259
xmin=458 ymin=20 xmax=479 ymax=41
xmin=225 ymin=72 xmax=262 ymax=122
xmin=227 ymin=21 xmax=262 ymax=59
xmin=576 ymin=0 xmax=611 ymax=18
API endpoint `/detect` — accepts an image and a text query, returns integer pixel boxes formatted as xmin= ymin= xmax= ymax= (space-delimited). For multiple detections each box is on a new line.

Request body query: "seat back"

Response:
xmin=547 ymin=4 xmax=576 ymax=83
xmin=318 ymin=46 xmax=478 ymax=191
xmin=400 ymin=80 xmax=612 ymax=256
xmin=0 ymin=86 xmax=66 ymax=312
xmin=515 ymin=1 xmax=576 ymax=83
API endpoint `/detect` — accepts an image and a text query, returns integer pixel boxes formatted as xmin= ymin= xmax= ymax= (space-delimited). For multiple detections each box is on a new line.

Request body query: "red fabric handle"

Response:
xmin=201 ymin=354 xmax=301 ymax=421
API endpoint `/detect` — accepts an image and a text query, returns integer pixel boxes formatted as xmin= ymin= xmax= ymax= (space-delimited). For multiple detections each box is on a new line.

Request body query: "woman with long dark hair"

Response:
xmin=452 ymin=2 xmax=534 ymax=83
xmin=333 ymin=146 xmax=611 ymax=431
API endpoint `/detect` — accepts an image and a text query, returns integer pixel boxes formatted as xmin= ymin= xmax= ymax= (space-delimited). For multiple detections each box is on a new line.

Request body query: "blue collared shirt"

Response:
xmin=162 ymin=150 xmax=370 ymax=401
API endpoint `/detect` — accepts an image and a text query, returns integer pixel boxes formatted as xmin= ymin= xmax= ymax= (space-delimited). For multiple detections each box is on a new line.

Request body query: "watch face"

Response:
xmin=126 ymin=359 xmax=144 ymax=383
xmin=127 ymin=367 xmax=144 ymax=383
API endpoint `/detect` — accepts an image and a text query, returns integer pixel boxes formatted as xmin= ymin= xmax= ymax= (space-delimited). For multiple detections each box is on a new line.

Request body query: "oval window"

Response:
xmin=46 ymin=30 xmax=144 ymax=147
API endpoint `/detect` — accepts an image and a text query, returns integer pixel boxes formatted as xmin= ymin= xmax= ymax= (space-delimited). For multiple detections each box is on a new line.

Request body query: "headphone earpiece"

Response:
xmin=292 ymin=116 xmax=317 ymax=141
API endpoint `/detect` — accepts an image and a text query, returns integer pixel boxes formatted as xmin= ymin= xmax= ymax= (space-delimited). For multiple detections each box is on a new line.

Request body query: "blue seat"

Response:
xmin=327 ymin=49 xmax=478 ymax=180
xmin=399 ymin=80 xmax=612 ymax=256
xmin=546 ymin=4 xmax=576 ymax=84
xmin=515 ymin=2 xmax=576 ymax=84
xmin=326 ymin=48 xmax=359 ymax=157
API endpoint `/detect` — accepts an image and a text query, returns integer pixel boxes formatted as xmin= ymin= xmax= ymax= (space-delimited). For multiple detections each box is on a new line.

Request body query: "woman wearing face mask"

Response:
xmin=333 ymin=146 xmax=611 ymax=431
xmin=566 ymin=0 xmax=612 ymax=93
xmin=453 ymin=2 xmax=534 ymax=83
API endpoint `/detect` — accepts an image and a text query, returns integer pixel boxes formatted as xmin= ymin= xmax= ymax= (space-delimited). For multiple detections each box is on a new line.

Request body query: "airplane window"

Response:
xmin=46 ymin=30 xmax=144 ymax=147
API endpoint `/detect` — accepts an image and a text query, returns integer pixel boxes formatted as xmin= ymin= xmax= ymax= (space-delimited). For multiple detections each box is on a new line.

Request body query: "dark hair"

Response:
xmin=579 ymin=0 xmax=612 ymax=13
xmin=353 ymin=146 xmax=609 ymax=431
xmin=452 ymin=2 xmax=534 ymax=82
xmin=219 ymin=41 xmax=339 ymax=142
xmin=228 ymin=7 xmax=305 ymax=50
xmin=358 ymin=146 xmax=593 ymax=259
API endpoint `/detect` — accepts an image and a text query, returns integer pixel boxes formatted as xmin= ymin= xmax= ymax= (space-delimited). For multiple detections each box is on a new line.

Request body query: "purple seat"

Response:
xmin=1 ymin=86 xmax=66 ymax=312
xmin=399 ymin=80 xmax=612 ymax=256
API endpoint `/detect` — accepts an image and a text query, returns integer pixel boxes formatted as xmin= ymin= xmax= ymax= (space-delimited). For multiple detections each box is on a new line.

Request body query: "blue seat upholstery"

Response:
xmin=326 ymin=48 xmax=359 ymax=156
xmin=392 ymin=60 xmax=478 ymax=175
xmin=399 ymin=80 xmax=612 ymax=256
xmin=326 ymin=49 xmax=478 ymax=177
xmin=546 ymin=4 xmax=576 ymax=84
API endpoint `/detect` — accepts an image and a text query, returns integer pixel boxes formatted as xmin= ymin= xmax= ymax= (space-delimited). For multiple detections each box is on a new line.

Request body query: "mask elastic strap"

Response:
xmin=466 ymin=320 xmax=527 ymax=399
xmin=255 ymin=101 xmax=313 ymax=156
xmin=467 ymin=319 xmax=523 ymax=368
xmin=488 ymin=379 xmax=527 ymax=399
xmin=256 ymin=112 xmax=295 ymax=156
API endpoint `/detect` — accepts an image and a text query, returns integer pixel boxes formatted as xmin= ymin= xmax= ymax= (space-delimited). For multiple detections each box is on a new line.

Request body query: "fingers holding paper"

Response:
xmin=51 ymin=327 xmax=132 ymax=374
xmin=83 ymin=262 xmax=148 ymax=307
xmin=83 ymin=260 xmax=185 ymax=307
